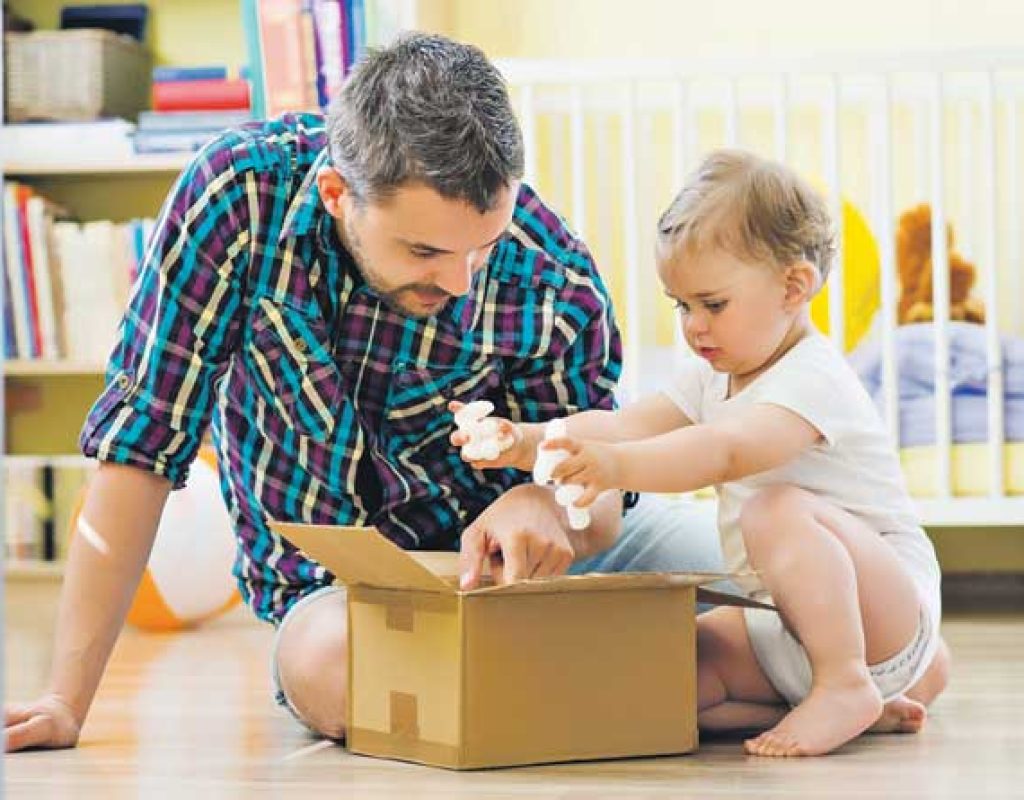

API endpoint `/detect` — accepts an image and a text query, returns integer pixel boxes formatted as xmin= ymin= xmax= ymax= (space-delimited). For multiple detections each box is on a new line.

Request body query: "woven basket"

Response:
xmin=4 ymin=29 xmax=151 ymax=122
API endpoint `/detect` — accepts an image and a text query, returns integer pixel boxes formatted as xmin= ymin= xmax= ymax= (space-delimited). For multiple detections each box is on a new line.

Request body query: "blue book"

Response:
xmin=153 ymin=66 xmax=229 ymax=82
xmin=239 ymin=0 xmax=267 ymax=119
xmin=349 ymin=0 xmax=366 ymax=64
xmin=59 ymin=4 xmax=148 ymax=41
xmin=2 ymin=243 xmax=18 ymax=358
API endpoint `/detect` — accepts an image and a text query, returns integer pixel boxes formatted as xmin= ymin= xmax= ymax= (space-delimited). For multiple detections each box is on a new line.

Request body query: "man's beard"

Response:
xmin=342 ymin=215 xmax=451 ymax=319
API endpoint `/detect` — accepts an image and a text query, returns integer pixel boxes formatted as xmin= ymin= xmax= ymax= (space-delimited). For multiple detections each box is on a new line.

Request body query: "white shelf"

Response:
xmin=3 ymin=153 xmax=191 ymax=176
xmin=5 ymin=360 xmax=105 ymax=376
xmin=2 ymin=123 xmax=192 ymax=176
xmin=5 ymin=560 xmax=64 ymax=582
xmin=5 ymin=454 xmax=93 ymax=469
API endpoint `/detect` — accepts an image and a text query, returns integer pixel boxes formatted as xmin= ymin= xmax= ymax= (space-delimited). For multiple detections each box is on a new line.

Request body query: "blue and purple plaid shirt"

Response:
xmin=80 ymin=113 xmax=623 ymax=624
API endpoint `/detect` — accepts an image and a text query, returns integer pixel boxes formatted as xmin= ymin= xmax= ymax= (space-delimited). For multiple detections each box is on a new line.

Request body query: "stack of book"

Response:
xmin=135 ymin=65 xmax=252 ymax=154
xmin=241 ymin=0 xmax=413 ymax=118
xmin=5 ymin=463 xmax=92 ymax=565
xmin=3 ymin=182 xmax=153 ymax=362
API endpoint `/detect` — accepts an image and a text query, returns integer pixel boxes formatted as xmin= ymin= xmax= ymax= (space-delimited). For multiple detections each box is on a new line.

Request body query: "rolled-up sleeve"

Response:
xmin=79 ymin=138 xmax=249 ymax=488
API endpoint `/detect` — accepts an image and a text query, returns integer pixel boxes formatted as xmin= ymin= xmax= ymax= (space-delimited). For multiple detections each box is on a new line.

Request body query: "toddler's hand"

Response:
xmin=546 ymin=437 xmax=621 ymax=508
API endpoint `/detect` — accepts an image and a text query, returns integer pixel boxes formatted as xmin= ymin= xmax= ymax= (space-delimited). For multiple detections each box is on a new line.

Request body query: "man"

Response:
xmin=4 ymin=33 xmax=722 ymax=749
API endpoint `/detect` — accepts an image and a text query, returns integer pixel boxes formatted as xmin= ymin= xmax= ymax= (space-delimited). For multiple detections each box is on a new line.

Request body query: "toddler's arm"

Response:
xmin=549 ymin=403 xmax=823 ymax=503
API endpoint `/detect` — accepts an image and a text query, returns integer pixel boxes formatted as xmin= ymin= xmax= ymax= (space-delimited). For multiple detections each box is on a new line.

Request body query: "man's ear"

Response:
xmin=784 ymin=260 xmax=819 ymax=308
xmin=316 ymin=167 xmax=349 ymax=218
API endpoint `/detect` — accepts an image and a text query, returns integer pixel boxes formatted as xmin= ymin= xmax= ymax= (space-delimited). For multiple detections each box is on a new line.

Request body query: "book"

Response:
xmin=151 ymin=79 xmax=251 ymax=112
xmin=59 ymin=3 xmax=148 ymax=42
xmin=137 ymin=110 xmax=251 ymax=132
xmin=1 ymin=121 xmax=136 ymax=168
xmin=153 ymin=65 xmax=229 ymax=82
xmin=25 ymin=196 xmax=63 ymax=359
xmin=14 ymin=185 xmax=43 ymax=357
xmin=133 ymin=129 xmax=225 ymax=154
xmin=3 ymin=183 xmax=31 ymax=358
xmin=240 ymin=0 xmax=268 ymax=119
xmin=257 ymin=0 xmax=318 ymax=116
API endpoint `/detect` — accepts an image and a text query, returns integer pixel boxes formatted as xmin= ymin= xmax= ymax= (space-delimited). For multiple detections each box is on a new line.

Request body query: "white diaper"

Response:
xmin=744 ymin=602 xmax=936 ymax=706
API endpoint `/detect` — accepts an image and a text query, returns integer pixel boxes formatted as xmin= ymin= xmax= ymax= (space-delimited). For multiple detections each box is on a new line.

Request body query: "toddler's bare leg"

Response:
xmin=739 ymin=486 xmax=922 ymax=757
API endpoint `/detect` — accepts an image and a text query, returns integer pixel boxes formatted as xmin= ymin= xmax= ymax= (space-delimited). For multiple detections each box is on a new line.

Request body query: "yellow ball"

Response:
xmin=810 ymin=199 xmax=881 ymax=352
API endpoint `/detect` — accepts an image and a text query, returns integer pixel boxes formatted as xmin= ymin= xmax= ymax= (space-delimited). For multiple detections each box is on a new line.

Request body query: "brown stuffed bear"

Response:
xmin=896 ymin=203 xmax=985 ymax=325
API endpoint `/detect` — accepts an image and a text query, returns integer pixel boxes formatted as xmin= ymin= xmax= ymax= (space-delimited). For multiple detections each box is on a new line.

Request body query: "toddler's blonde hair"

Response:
xmin=657 ymin=149 xmax=836 ymax=291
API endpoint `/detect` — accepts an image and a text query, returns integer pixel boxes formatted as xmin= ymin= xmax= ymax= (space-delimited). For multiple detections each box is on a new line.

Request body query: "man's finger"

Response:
xmin=502 ymin=533 xmax=531 ymax=583
xmin=542 ymin=437 xmax=579 ymax=454
xmin=4 ymin=716 xmax=48 ymax=752
xmin=450 ymin=431 xmax=469 ymax=446
xmin=531 ymin=540 xmax=570 ymax=579
xmin=459 ymin=526 xmax=488 ymax=590
xmin=448 ymin=400 xmax=465 ymax=414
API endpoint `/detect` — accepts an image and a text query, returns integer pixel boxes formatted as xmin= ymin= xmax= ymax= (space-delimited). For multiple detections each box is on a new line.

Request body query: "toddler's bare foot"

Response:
xmin=744 ymin=667 xmax=883 ymax=757
xmin=870 ymin=695 xmax=926 ymax=734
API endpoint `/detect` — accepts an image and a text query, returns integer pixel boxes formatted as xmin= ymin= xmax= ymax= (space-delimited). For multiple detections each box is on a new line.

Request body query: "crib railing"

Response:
xmin=497 ymin=51 xmax=1024 ymax=524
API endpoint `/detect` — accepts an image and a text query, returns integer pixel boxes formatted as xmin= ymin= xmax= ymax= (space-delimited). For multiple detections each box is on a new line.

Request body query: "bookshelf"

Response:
xmin=2 ymin=0 xmax=451 ymax=576
xmin=1 ymin=0 xmax=248 ymax=576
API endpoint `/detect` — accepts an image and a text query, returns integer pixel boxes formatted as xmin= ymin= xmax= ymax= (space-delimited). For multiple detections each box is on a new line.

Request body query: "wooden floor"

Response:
xmin=5 ymin=579 xmax=1024 ymax=798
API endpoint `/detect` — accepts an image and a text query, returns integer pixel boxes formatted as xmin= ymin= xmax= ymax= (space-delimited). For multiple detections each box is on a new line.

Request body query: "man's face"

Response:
xmin=327 ymin=176 xmax=518 ymax=318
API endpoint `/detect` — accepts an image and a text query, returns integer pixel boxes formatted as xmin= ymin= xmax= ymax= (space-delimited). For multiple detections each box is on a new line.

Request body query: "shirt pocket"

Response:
xmin=383 ymin=360 xmax=502 ymax=447
xmin=244 ymin=297 xmax=342 ymax=442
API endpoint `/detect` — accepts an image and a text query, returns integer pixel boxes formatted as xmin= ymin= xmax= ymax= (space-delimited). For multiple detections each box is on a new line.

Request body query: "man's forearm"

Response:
xmin=46 ymin=462 xmax=171 ymax=723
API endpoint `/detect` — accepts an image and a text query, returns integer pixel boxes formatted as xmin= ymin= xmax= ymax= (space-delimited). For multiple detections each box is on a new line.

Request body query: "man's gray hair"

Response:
xmin=327 ymin=32 xmax=524 ymax=212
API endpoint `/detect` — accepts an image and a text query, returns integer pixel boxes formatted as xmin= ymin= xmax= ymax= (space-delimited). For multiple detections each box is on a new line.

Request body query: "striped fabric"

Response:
xmin=81 ymin=113 xmax=623 ymax=624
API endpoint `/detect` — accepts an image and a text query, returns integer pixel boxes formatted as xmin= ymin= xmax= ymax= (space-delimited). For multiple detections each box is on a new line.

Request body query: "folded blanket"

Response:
xmin=853 ymin=321 xmax=1024 ymax=399
xmin=892 ymin=393 xmax=1024 ymax=447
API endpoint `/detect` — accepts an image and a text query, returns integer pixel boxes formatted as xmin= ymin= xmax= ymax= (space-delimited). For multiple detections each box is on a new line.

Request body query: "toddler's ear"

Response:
xmin=784 ymin=260 xmax=819 ymax=307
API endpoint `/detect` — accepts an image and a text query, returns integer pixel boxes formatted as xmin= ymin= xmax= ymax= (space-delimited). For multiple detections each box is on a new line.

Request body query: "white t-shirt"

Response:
xmin=662 ymin=333 xmax=931 ymax=597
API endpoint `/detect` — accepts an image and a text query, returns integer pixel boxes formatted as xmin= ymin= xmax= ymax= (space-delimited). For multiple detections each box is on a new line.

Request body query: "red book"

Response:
xmin=15 ymin=185 xmax=42 ymax=358
xmin=151 ymin=79 xmax=251 ymax=112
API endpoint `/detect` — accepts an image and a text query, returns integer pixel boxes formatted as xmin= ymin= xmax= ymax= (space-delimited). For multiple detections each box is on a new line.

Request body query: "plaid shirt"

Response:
xmin=80 ymin=113 xmax=623 ymax=625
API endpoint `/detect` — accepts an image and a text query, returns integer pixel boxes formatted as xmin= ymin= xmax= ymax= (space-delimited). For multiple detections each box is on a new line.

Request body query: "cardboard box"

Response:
xmin=272 ymin=522 xmax=769 ymax=770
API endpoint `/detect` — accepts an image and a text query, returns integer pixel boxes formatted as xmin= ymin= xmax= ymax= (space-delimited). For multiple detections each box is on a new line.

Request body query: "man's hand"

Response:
xmin=459 ymin=483 xmax=576 ymax=589
xmin=448 ymin=400 xmax=540 ymax=472
xmin=4 ymin=694 xmax=81 ymax=752
xmin=546 ymin=437 xmax=623 ymax=507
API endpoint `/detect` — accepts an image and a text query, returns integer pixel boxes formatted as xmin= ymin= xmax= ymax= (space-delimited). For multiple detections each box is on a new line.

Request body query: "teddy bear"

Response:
xmin=896 ymin=203 xmax=985 ymax=325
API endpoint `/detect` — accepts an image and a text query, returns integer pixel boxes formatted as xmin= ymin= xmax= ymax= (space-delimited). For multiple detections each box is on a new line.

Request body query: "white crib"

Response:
xmin=497 ymin=51 xmax=1024 ymax=527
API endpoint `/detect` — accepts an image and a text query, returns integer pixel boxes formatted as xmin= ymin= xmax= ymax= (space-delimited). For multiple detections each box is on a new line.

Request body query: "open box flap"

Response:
xmin=272 ymin=522 xmax=454 ymax=593
xmin=273 ymin=524 xmax=774 ymax=610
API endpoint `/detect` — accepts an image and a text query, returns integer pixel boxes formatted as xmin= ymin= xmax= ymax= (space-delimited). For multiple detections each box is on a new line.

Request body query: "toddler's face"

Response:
xmin=658 ymin=246 xmax=798 ymax=383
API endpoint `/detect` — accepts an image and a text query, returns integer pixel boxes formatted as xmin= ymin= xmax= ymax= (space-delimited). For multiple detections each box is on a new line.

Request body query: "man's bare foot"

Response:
xmin=744 ymin=668 xmax=883 ymax=757
xmin=869 ymin=695 xmax=926 ymax=734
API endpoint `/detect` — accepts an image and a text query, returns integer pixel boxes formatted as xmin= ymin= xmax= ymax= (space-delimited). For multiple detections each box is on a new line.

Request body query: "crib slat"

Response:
xmin=520 ymin=84 xmax=538 ymax=188
xmin=725 ymin=77 xmax=739 ymax=147
xmin=981 ymin=71 xmax=1006 ymax=498
xmin=672 ymin=79 xmax=691 ymax=352
xmin=570 ymin=84 xmax=587 ymax=240
xmin=930 ymin=74 xmax=954 ymax=498
xmin=876 ymin=77 xmax=901 ymax=444
xmin=823 ymin=74 xmax=845 ymax=352
xmin=1006 ymin=93 xmax=1022 ymax=340
xmin=774 ymin=76 xmax=790 ymax=163
xmin=622 ymin=80 xmax=641 ymax=401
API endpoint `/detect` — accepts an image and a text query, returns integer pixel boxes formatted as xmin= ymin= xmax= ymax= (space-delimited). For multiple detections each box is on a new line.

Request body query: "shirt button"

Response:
xmin=294 ymin=338 xmax=308 ymax=353
xmin=116 ymin=372 xmax=131 ymax=391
